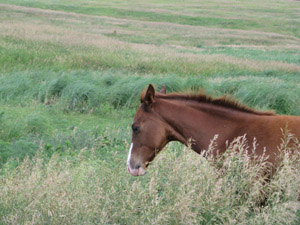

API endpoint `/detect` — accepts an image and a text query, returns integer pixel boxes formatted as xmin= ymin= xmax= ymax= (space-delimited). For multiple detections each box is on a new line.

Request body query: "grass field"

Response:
xmin=0 ymin=0 xmax=300 ymax=224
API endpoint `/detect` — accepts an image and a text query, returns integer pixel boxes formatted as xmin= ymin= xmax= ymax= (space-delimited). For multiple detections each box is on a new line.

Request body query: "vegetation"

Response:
xmin=1 ymin=136 xmax=299 ymax=224
xmin=0 ymin=0 xmax=299 ymax=224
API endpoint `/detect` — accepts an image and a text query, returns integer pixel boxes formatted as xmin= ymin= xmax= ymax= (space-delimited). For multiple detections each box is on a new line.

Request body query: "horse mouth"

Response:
xmin=145 ymin=161 xmax=150 ymax=168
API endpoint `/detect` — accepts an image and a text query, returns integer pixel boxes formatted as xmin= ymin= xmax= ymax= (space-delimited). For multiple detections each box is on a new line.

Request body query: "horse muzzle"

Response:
xmin=127 ymin=164 xmax=147 ymax=176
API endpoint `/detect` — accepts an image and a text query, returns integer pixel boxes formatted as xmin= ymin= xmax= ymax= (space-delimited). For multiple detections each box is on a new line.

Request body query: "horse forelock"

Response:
xmin=140 ymin=88 xmax=147 ymax=103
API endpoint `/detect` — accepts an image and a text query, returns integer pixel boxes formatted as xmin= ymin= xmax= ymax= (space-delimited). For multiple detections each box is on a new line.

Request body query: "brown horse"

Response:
xmin=127 ymin=84 xmax=300 ymax=176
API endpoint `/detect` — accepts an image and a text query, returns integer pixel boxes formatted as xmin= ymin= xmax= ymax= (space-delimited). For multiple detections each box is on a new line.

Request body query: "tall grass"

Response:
xmin=0 ymin=135 xmax=299 ymax=224
xmin=1 ymin=71 xmax=300 ymax=114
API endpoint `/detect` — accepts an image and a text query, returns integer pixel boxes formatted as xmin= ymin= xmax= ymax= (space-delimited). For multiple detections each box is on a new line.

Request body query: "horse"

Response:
xmin=127 ymin=84 xmax=300 ymax=176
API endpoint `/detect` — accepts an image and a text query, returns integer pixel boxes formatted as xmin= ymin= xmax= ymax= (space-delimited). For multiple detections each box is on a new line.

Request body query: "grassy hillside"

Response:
xmin=1 ymin=2 xmax=300 ymax=75
xmin=0 ymin=0 xmax=300 ymax=224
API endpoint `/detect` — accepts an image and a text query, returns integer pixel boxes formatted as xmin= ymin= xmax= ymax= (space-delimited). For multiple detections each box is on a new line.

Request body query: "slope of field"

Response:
xmin=1 ymin=2 xmax=300 ymax=75
xmin=0 ymin=0 xmax=300 ymax=224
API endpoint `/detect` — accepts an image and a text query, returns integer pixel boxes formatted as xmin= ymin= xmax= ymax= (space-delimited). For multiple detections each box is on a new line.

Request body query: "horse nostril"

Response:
xmin=134 ymin=164 xmax=141 ymax=170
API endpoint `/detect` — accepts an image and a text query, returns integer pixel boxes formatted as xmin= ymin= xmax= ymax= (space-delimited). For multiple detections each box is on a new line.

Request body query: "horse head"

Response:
xmin=127 ymin=84 xmax=168 ymax=176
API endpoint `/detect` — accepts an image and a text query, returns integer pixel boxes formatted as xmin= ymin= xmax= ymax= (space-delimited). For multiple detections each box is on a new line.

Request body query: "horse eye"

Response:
xmin=132 ymin=125 xmax=140 ymax=133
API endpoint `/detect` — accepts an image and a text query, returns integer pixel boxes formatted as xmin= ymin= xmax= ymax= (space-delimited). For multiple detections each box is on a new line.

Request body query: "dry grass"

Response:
xmin=1 ymin=135 xmax=299 ymax=224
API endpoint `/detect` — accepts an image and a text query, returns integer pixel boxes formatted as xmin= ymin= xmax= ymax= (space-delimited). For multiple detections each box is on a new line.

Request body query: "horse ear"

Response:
xmin=144 ymin=84 xmax=155 ymax=106
xmin=159 ymin=85 xmax=166 ymax=94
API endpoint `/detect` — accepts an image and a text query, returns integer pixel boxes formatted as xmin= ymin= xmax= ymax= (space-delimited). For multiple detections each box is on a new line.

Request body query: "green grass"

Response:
xmin=1 ymin=70 xmax=300 ymax=171
xmin=2 ymin=70 xmax=300 ymax=115
xmin=0 ymin=36 xmax=246 ymax=76
xmin=0 ymin=0 xmax=300 ymax=223
xmin=189 ymin=47 xmax=300 ymax=65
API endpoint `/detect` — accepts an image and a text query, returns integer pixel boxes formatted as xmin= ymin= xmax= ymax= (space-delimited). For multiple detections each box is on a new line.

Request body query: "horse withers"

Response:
xmin=127 ymin=84 xmax=300 ymax=176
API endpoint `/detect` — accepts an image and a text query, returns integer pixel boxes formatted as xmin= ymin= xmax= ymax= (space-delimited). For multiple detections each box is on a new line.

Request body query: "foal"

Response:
xmin=127 ymin=84 xmax=300 ymax=176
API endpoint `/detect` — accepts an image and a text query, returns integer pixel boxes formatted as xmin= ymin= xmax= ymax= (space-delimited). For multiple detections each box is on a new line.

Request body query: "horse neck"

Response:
xmin=156 ymin=99 xmax=249 ymax=153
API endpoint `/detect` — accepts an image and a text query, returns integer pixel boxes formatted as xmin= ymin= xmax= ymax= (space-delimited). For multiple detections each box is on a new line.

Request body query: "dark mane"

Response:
xmin=154 ymin=92 xmax=275 ymax=116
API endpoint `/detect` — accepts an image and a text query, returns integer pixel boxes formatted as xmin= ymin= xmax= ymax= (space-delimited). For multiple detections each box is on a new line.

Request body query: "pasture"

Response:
xmin=0 ymin=0 xmax=300 ymax=224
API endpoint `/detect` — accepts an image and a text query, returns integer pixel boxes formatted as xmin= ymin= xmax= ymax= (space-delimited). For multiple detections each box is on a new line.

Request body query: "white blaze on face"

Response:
xmin=127 ymin=143 xmax=133 ymax=167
